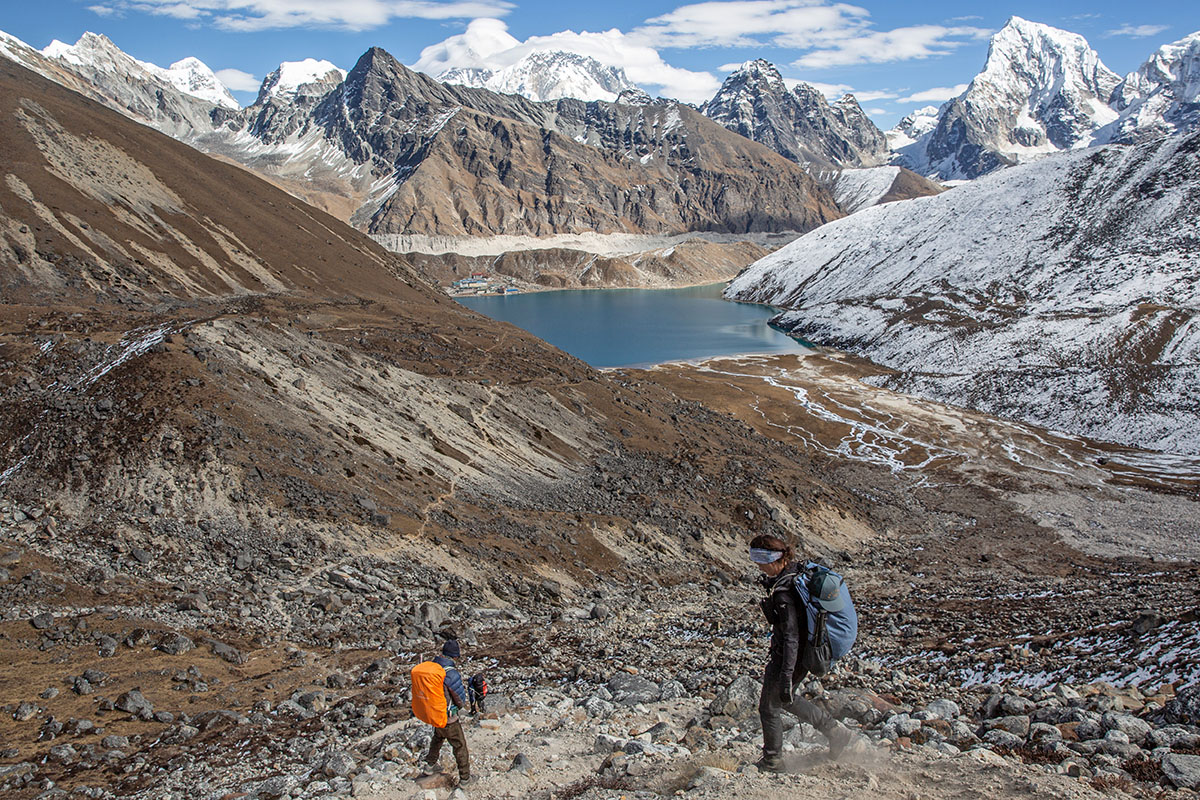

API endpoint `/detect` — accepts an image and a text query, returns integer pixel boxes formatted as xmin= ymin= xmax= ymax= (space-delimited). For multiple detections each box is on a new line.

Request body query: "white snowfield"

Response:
xmin=832 ymin=167 xmax=901 ymax=213
xmin=727 ymin=133 xmax=1200 ymax=454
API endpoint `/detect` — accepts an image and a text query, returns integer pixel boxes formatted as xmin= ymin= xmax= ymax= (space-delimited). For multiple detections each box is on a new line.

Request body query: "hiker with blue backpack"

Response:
xmin=749 ymin=534 xmax=859 ymax=772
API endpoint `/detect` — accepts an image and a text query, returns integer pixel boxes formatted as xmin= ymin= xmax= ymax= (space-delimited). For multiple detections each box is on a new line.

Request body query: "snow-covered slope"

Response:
xmin=729 ymin=132 xmax=1200 ymax=454
xmin=896 ymin=17 xmax=1120 ymax=180
xmin=438 ymin=50 xmax=638 ymax=102
xmin=832 ymin=167 xmax=902 ymax=212
xmin=1104 ymin=31 xmax=1200 ymax=143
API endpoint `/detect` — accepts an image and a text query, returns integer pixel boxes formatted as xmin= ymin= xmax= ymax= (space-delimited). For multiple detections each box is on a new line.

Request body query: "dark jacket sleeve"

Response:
xmin=775 ymin=581 xmax=803 ymax=681
xmin=443 ymin=666 xmax=467 ymax=708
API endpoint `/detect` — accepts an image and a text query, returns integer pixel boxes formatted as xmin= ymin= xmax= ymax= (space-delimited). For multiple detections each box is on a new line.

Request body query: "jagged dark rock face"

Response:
xmin=922 ymin=100 xmax=1018 ymax=178
xmin=701 ymin=60 xmax=889 ymax=171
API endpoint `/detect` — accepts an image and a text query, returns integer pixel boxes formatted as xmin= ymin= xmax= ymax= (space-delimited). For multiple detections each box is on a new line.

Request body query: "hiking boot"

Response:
xmin=754 ymin=754 xmax=784 ymax=772
xmin=826 ymin=723 xmax=854 ymax=759
xmin=458 ymin=775 xmax=472 ymax=786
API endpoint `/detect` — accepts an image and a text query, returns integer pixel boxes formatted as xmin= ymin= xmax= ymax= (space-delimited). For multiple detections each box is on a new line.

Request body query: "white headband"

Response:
xmin=749 ymin=548 xmax=783 ymax=564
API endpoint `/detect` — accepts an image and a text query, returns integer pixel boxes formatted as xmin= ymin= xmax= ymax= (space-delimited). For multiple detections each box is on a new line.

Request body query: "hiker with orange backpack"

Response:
xmin=411 ymin=639 xmax=471 ymax=785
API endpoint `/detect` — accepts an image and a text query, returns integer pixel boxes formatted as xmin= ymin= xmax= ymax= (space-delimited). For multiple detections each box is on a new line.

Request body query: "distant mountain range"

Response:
xmin=892 ymin=17 xmax=1200 ymax=180
xmin=0 ymin=29 xmax=859 ymax=252
xmin=438 ymin=50 xmax=638 ymax=103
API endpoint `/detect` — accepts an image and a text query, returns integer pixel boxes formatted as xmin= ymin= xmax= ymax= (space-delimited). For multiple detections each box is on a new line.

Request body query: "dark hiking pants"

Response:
xmin=759 ymin=661 xmax=834 ymax=757
xmin=426 ymin=718 xmax=470 ymax=778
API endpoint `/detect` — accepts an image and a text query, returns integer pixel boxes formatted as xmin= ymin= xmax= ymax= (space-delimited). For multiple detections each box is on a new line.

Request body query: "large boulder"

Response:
xmin=708 ymin=675 xmax=762 ymax=719
xmin=606 ymin=673 xmax=660 ymax=706
xmin=1162 ymin=753 xmax=1200 ymax=790
xmin=1164 ymin=687 xmax=1200 ymax=725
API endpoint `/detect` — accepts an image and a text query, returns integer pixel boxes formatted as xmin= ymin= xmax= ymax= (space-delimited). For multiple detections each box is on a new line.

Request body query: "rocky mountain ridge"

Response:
xmin=1104 ymin=31 xmax=1200 ymax=144
xmin=0 ymin=30 xmax=843 ymax=248
xmin=728 ymin=130 xmax=1200 ymax=454
xmin=701 ymin=59 xmax=890 ymax=172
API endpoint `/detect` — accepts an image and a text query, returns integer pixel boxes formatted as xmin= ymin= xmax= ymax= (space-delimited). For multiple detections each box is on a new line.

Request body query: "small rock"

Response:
xmin=510 ymin=753 xmax=532 ymax=774
xmin=926 ymin=699 xmax=961 ymax=720
xmin=30 ymin=613 xmax=54 ymax=630
xmin=130 ymin=548 xmax=152 ymax=564
xmin=322 ymin=750 xmax=356 ymax=778
xmin=13 ymin=702 xmax=38 ymax=722
xmin=606 ymin=673 xmax=660 ymax=706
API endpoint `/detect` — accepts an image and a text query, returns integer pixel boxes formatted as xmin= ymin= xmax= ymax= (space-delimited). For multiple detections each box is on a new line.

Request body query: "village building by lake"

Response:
xmin=447 ymin=272 xmax=522 ymax=297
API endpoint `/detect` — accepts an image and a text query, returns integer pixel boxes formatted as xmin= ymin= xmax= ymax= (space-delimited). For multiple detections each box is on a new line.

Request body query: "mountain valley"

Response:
xmin=0 ymin=11 xmax=1198 ymax=800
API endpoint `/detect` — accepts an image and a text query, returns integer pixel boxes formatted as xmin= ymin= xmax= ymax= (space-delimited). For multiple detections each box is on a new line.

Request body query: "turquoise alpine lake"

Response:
xmin=457 ymin=282 xmax=808 ymax=368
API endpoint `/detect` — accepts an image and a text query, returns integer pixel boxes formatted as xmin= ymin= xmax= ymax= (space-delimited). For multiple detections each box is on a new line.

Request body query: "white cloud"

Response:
xmin=851 ymin=89 xmax=896 ymax=102
xmin=214 ymin=67 xmax=261 ymax=91
xmin=896 ymin=83 xmax=966 ymax=103
xmin=794 ymin=24 xmax=990 ymax=68
xmin=413 ymin=18 xmax=720 ymax=103
xmin=1104 ymin=24 xmax=1169 ymax=39
xmin=87 ymin=0 xmax=513 ymax=32
xmin=87 ymin=4 xmax=117 ymax=15
xmin=634 ymin=0 xmax=871 ymax=49
xmin=634 ymin=1 xmax=987 ymax=70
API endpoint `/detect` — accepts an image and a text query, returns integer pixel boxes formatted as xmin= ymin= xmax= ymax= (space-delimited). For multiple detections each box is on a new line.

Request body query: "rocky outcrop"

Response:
xmin=701 ymin=60 xmax=889 ymax=171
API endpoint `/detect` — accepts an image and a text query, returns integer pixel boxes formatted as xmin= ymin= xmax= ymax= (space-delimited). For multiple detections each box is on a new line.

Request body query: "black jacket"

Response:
xmin=760 ymin=561 xmax=807 ymax=682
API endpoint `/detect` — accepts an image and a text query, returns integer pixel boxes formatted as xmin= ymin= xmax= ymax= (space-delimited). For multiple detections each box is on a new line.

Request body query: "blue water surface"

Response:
xmin=458 ymin=282 xmax=806 ymax=368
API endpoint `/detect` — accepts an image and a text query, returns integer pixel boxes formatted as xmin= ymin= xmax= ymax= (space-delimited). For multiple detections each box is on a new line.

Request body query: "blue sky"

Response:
xmin=1 ymin=1 xmax=1194 ymax=126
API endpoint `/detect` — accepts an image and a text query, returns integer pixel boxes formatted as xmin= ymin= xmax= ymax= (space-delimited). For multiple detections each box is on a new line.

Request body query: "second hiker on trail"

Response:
xmin=411 ymin=638 xmax=472 ymax=786
xmin=750 ymin=534 xmax=857 ymax=772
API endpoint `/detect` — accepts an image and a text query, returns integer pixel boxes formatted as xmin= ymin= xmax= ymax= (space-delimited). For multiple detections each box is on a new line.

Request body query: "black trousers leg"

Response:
xmin=759 ymin=664 xmax=835 ymax=756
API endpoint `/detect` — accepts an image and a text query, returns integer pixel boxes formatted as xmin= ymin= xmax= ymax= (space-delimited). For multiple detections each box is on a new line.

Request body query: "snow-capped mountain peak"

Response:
xmin=980 ymin=16 xmax=1121 ymax=123
xmin=257 ymin=59 xmax=346 ymax=103
xmin=1104 ymin=30 xmax=1200 ymax=142
xmin=701 ymin=58 xmax=888 ymax=170
xmin=437 ymin=50 xmax=639 ymax=103
xmin=159 ymin=57 xmax=239 ymax=110
xmin=894 ymin=17 xmax=1122 ymax=180
xmin=887 ymin=105 xmax=941 ymax=149
xmin=40 ymin=32 xmax=238 ymax=109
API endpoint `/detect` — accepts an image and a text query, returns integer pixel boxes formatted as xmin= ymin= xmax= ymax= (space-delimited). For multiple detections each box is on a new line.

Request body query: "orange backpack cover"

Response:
xmin=411 ymin=661 xmax=449 ymax=727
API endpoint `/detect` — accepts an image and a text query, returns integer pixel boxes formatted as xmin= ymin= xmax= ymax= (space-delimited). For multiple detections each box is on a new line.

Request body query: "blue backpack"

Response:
xmin=793 ymin=562 xmax=857 ymax=676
